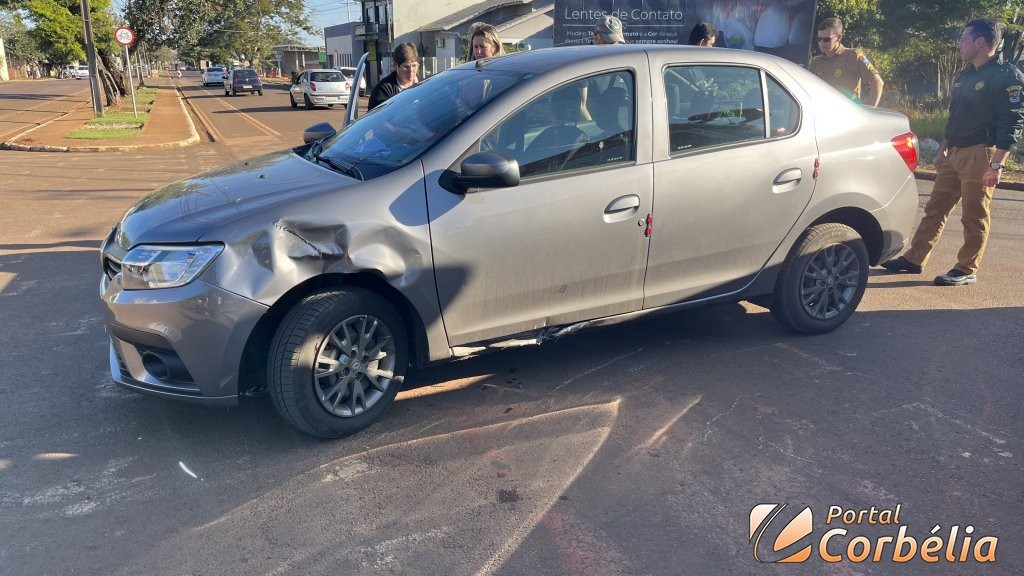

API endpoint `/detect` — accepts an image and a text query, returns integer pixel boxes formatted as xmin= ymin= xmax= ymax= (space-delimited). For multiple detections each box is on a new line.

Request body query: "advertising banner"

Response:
xmin=553 ymin=0 xmax=818 ymax=65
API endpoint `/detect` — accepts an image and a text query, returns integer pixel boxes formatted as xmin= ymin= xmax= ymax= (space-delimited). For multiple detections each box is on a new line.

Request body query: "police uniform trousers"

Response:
xmin=905 ymin=144 xmax=995 ymax=274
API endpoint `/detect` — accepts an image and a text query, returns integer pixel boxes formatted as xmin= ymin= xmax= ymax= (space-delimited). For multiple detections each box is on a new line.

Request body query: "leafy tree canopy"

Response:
xmin=123 ymin=0 xmax=314 ymax=67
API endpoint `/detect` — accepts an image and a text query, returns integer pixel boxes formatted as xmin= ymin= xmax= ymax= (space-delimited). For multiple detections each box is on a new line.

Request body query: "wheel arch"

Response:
xmin=237 ymin=272 xmax=429 ymax=397
xmin=809 ymin=207 xmax=884 ymax=265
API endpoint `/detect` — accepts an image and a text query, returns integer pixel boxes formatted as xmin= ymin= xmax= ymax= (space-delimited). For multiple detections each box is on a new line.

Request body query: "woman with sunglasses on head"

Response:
xmin=468 ymin=22 xmax=503 ymax=61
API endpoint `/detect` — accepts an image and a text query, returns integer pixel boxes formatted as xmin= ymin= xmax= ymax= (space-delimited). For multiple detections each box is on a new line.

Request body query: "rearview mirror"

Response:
xmin=303 ymin=122 xmax=336 ymax=144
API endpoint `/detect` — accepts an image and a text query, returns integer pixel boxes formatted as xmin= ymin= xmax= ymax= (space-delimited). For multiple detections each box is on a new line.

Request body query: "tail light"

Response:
xmin=310 ymin=82 xmax=317 ymax=92
xmin=891 ymin=132 xmax=919 ymax=172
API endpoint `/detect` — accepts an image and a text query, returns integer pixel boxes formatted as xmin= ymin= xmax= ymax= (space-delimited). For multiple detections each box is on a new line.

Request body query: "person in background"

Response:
xmin=880 ymin=18 xmax=1024 ymax=286
xmin=368 ymin=43 xmax=419 ymax=110
xmin=593 ymin=15 xmax=625 ymax=45
xmin=468 ymin=22 xmax=503 ymax=61
xmin=688 ymin=22 xmax=718 ymax=47
xmin=580 ymin=15 xmax=626 ymax=120
xmin=809 ymin=17 xmax=884 ymax=107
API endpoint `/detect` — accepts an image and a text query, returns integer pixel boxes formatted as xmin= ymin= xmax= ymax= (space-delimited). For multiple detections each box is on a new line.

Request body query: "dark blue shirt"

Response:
xmin=945 ymin=57 xmax=1024 ymax=151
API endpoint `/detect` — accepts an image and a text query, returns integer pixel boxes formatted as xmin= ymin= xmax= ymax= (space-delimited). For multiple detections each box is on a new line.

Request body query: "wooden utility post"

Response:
xmin=79 ymin=0 xmax=104 ymax=117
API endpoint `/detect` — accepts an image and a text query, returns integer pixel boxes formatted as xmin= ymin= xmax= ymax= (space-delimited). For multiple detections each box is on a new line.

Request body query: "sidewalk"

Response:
xmin=2 ymin=75 xmax=199 ymax=152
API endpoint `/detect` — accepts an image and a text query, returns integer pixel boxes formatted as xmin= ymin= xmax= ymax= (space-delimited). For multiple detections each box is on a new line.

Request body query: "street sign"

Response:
xmin=114 ymin=26 xmax=135 ymax=46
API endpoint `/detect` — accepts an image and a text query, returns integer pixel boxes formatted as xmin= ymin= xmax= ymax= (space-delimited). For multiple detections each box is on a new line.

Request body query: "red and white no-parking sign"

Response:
xmin=114 ymin=26 xmax=135 ymax=46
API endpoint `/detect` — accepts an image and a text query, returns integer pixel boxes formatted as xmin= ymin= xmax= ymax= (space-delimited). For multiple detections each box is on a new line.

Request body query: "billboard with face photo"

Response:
xmin=553 ymin=0 xmax=818 ymax=65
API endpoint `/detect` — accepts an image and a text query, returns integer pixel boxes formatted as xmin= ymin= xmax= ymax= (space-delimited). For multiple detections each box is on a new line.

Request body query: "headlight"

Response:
xmin=120 ymin=244 xmax=223 ymax=290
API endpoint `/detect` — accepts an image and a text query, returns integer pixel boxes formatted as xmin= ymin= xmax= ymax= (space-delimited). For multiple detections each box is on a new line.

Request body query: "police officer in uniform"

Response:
xmin=809 ymin=18 xmax=884 ymax=106
xmin=882 ymin=18 xmax=1024 ymax=285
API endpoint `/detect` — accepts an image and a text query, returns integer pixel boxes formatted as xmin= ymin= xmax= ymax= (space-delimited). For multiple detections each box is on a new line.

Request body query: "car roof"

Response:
xmin=467 ymin=44 xmax=801 ymax=77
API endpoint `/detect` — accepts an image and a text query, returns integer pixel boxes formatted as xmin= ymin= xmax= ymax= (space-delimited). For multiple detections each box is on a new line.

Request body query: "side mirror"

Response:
xmin=444 ymin=151 xmax=520 ymax=193
xmin=303 ymin=122 xmax=336 ymax=144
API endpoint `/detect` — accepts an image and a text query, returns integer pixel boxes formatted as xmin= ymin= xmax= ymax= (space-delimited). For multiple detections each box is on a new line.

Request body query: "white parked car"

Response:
xmin=201 ymin=66 xmax=225 ymax=86
xmin=337 ymin=66 xmax=366 ymax=96
xmin=290 ymin=69 xmax=352 ymax=109
xmin=75 ymin=65 xmax=90 ymax=79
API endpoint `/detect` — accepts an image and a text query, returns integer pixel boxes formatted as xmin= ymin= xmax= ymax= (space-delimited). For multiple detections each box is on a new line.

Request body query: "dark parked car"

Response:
xmin=224 ymin=68 xmax=263 ymax=96
xmin=100 ymin=45 xmax=920 ymax=438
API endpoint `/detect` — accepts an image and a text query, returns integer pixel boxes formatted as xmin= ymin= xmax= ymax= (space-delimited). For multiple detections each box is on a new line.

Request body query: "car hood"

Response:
xmin=116 ymin=150 xmax=354 ymax=246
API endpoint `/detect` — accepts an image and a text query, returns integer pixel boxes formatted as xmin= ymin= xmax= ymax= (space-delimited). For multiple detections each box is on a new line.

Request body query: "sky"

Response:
xmin=304 ymin=0 xmax=360 ymax=43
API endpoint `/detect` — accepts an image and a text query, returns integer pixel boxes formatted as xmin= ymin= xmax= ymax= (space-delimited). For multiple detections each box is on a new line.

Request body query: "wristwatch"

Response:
xmin=990 ymin=161 xmax=1003 ymax=170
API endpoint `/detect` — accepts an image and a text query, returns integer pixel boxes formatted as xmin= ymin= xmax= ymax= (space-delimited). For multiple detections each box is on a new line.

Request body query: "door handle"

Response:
xmin=772 ymin=168 xmax=802 ymax=193
xmin=604 ymin=195 xmax=641 ymax=214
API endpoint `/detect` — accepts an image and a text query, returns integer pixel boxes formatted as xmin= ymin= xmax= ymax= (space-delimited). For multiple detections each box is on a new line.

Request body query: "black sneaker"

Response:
xmin=934 ymin=269 xmax=977 ymax=286
xmin=880 ymin=256 xmax=922 ymax=274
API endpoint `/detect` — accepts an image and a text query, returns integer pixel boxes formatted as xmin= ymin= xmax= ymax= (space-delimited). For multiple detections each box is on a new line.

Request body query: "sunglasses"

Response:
xmin=817 ymin=36 xmax=838 ymax=42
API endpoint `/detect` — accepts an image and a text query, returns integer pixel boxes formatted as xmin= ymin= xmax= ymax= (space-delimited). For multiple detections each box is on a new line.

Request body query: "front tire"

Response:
xmin=304 ymin=94 xmax=314 ymax=110
xmin=269 ymin=288 xmax=408 ymax=438
xmin=770 ymin=223 xmax=868 ymax=334
xmin=289 ymin=93 xmax=297 ymax=108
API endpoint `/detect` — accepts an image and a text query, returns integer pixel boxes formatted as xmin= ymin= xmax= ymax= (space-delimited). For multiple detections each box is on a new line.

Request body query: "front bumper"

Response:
xmin=101 ymin=273 xmax=269 ymax=405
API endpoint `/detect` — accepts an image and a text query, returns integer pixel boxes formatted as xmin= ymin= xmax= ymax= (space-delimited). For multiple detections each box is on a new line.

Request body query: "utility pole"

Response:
xmin=79 ymin=0 xmax=103 ymax=116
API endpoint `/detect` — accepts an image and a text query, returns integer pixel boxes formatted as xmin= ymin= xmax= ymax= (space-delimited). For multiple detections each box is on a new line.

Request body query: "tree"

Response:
xmin=21 ymin=0 xmax=128 ymax=104
xmin=122 ymin=0 xmax=313 ymax=71
xmin=1 ymin=10 xmax=44 ymax=67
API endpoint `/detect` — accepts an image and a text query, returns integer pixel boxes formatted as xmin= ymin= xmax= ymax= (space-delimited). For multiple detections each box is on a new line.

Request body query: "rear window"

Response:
xmin=234 ymin=70 xmax=258 ymax=79
xmin=207 ymin=67 xmax=224 ymax=73
xmin=78 ymin=66 xmax=89 ymax=71
xmin=310 ymin=72 xmax=345 ymax=82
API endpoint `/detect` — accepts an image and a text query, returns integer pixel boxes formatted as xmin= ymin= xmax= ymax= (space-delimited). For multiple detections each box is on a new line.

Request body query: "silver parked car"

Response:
xmin=290 ymin=69 xmax=352 ymax=109
xmin=100 ymin=46 xmax=920 ymax=438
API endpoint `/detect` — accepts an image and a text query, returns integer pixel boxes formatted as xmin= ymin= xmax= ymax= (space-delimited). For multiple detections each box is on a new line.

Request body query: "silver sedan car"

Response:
xmin=289 ymin=69 xmax=352 ymax=109
xmin=100 ymin=45 xmax=920 ymax=438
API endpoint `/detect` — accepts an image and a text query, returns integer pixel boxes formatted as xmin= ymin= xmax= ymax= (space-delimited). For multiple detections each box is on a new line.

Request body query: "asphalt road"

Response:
xmin=174 ymin=70 xmax=363 ymax=152
xmin=0 ymin=77 xmax=90 ymax=142
xmin=0 ymin=87 xmax=1022 ymax=575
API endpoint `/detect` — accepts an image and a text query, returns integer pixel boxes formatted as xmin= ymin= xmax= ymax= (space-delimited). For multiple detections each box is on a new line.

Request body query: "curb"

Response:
xmin=177 ymin=83 xmax=218 ymax=143
xmin=1 ymin=87 xmax=199 ymax=153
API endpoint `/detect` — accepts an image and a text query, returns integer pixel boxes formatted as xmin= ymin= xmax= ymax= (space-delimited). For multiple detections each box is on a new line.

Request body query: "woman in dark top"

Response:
xmin=368 ymin=43 xmax=420 ymax=110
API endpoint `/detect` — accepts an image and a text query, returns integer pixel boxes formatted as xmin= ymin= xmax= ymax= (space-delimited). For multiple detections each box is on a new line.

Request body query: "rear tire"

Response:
xmin=770 ymin=223 xmax=868 ymax=334
xmin=268 ymin=288 xmax=408 ymax=438
xmin=258 ymin=89 xmax=264 ymax=96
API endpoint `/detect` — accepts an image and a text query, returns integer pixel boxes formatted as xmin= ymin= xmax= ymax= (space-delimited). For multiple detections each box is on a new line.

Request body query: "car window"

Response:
xmin=480 ymin=71 xmax=636 ymax=179
xmin=664 ymin=65 xmax=767 ymax=154
xmin=765 ymin=75 xmax=799 ymax=137
xmin=207 ymin=67 xmax=223 ymax=74
xmin=234 ymin=70 xmax=258 ymax=80
xmin=317 ymin=68 xmax=525 ymax=180
xmin=311 ymin=72 xmax=345 ymax=82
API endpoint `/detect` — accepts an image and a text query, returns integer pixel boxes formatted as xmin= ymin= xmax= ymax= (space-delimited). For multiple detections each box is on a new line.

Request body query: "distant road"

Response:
xmin=172 ymin=70 xmax=368 ymax=149
xmin=0 ymin=78 xmax=91 ymax=142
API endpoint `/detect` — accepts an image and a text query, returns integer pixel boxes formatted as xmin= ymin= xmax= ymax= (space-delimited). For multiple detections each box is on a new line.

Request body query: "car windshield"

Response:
xmin=314 ymin=67 xmax=525 ymax=180
xmin=310 ymin=72 xmax=345 ymax=82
